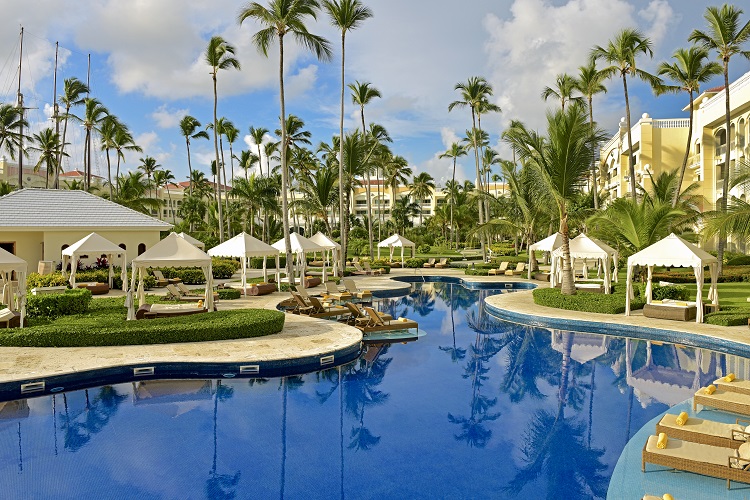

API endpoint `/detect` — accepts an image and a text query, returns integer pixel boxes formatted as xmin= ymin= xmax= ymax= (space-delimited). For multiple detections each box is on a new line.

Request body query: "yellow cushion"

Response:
xmin=675 ymin=411 xmax=688 ymax=426
xmin=725 ymin=373 xmax=736 ymax=382
xmin=674 ymin=301 xmax=688 ymax=307
xmin=656 ymin=432 xmax=668 ymax=449
xmin=705 ymin=384 xmax=716 ymax=394
xmin=663 ymin=495 xmax=674 ymax=500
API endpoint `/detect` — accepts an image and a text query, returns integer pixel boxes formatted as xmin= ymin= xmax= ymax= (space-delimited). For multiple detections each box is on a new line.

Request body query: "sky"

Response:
xmin=1 ymin=0 xmax=748 ymax=188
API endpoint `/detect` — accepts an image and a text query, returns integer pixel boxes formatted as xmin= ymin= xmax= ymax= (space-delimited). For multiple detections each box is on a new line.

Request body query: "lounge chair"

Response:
xmin=353 ymin=262 xmax=371 ymax=275
xmin=505 ymin=262 xmax=526 ymax=276
xmin=643 ymin=300 xmax=697 ymax=321
xmin=487 ymin=262 xmax=509 ymax=276
xmin=656 ymin=413 xmax=750 ymax=449
xmin=0 ymin=307 xmax=21 ymax=328
xmin=76 ymin=282 xmax=109 ymax=295
xmin=693 ymin=387 xmax=750 ymax=415
xmin=641 ymin=434 xmax=750 ymax=489
xmin=288 ymin=291 xmax=315 ymax=315
xmin=434 ymin=258 xmax=449 ymax=268
xmin=306 ymin=296 xmax=349 ymax=318
xmin=342 ymin=302 xmax=393 ymax=326
xmin=363 ymin=262 xmax=381 ymax=275
xmin=358 ymin=306 xmax=418 ymax=333
xmin=714 ymin=377 xmax=750 ymax=396
xmin=154 ymin=269 xmax=181 ymax=285
xmin=324 ymin=281 xmax=351 ymax=301
xmin=342 ymin=278 xmax=373 ymax=300
xmin=423 ymin=258 xmax=436 ymax=268
xmin=168 ymin=283 xmax=219 ymax=303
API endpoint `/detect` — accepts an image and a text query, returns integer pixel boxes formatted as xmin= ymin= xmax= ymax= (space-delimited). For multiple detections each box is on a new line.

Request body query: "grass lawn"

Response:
xmin=683 ymin=281 xmax=750 ymax=308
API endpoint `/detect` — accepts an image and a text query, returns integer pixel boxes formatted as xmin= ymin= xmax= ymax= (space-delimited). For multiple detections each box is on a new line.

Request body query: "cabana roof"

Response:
xmin=627 ymin=233 xmax=716 ymax=268
xmin=177 ymin=232 xmax=205 ymax=250
xmin=62 ymin=232 xmax=125 ymax=257
xmin=378 ymin=233 xmax=415 ymax=248
xmin=272 ymin=233 xmax=324 ymax=254
xmin=0 ymin=247 xmax=27 ymax=273
xmin=208 ymin=232 xmax=277 ymax=258
xmin=554 ymin=233 xmax=616 ymax=259
xmin=309 ymin=232 xmax=340 ymax=250
xmin=132 ymin=232 xmax=211 ymax=268
xmin=529 ymin=233 xmax=563 ymax=252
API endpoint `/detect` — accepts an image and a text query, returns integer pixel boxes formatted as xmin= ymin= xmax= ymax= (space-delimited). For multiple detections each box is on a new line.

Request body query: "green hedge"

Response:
xmin=249 ymin=256 xmax=287 ymax=269
xmin=532 ymin=287 xmax=645 ymax=314
xmin=0 ymin=300 xmax=285 ymax=347
xmin=26 ymin=289 xmax=92 ymax=318
xmin=405 ymin=258 xmax=428 ymax=268
xmin=157 ymin=268 xmax=206 ymax=285
xmin=727 ymin=256 xmax=750 ymax=266
xmin=27 ymin=271 xmax=157 ymax=291
xmin=705 ymin=307 xmax=750 ymax=326
xmin=217 ymin=288 xmax=241 ymax=300
xmin=653 ymin=266 xmax=750 ymax=283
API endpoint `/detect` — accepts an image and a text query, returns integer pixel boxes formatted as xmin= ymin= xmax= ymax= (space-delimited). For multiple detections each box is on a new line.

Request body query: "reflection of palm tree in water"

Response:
xmin=344 ymin=355 xmax=392 ymax=451
xmin=205 ymin=380 xmax=240 ymax=500
xmin=439 ymin=284 xmax=467 ymax=363
xmin=408 ymin=285 xmax=435 ymax=317
xmin=498 ymin=324 xmax=561 ymax=403
xmin=505 ymin=332 xmax=608 ymax=498
xmin=279 ymin=375 xmax=304 ymax=499
xmin=61 ymin=386 xmax=127 ymax=452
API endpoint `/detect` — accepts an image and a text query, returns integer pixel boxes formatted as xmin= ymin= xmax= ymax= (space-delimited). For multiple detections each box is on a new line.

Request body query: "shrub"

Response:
xmin=158 ymin=267 xmax=207 ymax=285
xmin=651 ymin=284 xmax=689 ymax=301
xmin=532 ymin=287 xmax=644 ymax=314
xmin=26 ymin=288 xmax=92 ymax=318
xmin=418 ymin=244 xmax=431 ymax=254
xmin=727 ymin=256 xmax=750 ymax=266
xmin=405 ymin=258 xmax=427 ymax=268
xmin=217 ymin=288 xmax=241 ymax=300
xmin=26 ymin=272 xmax=69 ymax=289
xmin=214 ymin=257 xmax=241 ymax=272
xmin=211 ymin=261 xmax=237 ymax=279
xmin=464 ymin=268 xmax=490 ymax=276
xmin=652 ymin=266 xmax=750 ymax=283
xmin=705 ymin=308 xmax=750 ymax=326
xmin=249 ymin=256 xmax=286 ymax=269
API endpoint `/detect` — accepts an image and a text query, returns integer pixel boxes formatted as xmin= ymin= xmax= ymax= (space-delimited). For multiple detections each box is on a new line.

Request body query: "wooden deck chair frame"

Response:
xmin=655 ymin=413 xmax=750 ymax=449
xmin=289 ymin=291 xmax=314 ymax=315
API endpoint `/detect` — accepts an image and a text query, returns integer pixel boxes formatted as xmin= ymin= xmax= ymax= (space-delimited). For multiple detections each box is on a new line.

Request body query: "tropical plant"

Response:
xmin=541 ymin=73 xmax=584 ymax=111
xmin=111 ymin=122 xmax=141 ymax=194
xmin=409 ymin=172 xmax=435 ymax=226
xmin=239 ymin=0 xmax=332 ymax=284
xmin=28 ymin=128 xmax=65 ymax=189
xmin=98 ymin=116 xmax=123 ymax=199
xmin=137 ymin=156 xmax=160 ymax=200
xmin=56 ymin=77 xmax=89 ymax=188
xmin=114 ymin=171 xmax=161 ymax=214
xmin=248 ymin=125 xmax=269 ymax=176
xmin=592 ymin=28 xmax=663 ymax=199
xmin=75 ymin=97 xmax=110 ymax=190
xmin=689 ymin=4 xmax=750 ymax=273
xmin=179 ymin=115 xmax=210 ymax=195
xmin=575 ymin=61 xmax=608 ymax=209
xmin=439 ymin=143 xmax=467 ymax=247
xmin=153 ymin=169 xmax=177 ymax=223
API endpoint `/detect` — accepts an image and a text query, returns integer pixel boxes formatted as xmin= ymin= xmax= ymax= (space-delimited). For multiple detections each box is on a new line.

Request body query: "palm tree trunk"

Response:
xmin=338 ymin=32 xmax=347 ymax=275
xmin=362 ymin=109 xmax=374 ymax=258
xmin=589 ymin=96 xmax=599 ymax=210
xmin=105 ymin=148 xmax=113 ymax=200
xmin=219 ymin=136 xmax=231 ymax=238
xmin=622 ymin=74 xmax=636 ymax=200
xmin=212 ymin=73 xmax=224 ymax=242
xmin=279 ymin=35 xmax=294 ymax=285
xmin=186 ymin=139 xmax=194 ymax=196
xmin=559 ymin=206 xmax=576 ymax=295
xmin=471 ymin=111 xmax=486 ymax=261
xmin=57 ymin=109 xmax=71 ymax=189
xmin=87 ymin=128 xmax=93 ymax=191
xmin=718 ymin=62 xmax=731 ymax=275
xmin=168 ymin=187 xmax=175 ymax=224
xmin=673 ymin=91 xmax=694 ymax=208
xmin=450 ymin=158 xmax=456 ymax=249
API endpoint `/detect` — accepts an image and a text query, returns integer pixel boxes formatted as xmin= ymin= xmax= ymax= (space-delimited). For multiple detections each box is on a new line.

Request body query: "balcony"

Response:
xmin=716 ymin=145 xmax=727 ymax=156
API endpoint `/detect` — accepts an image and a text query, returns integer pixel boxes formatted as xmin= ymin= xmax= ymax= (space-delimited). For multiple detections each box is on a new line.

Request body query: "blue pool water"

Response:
xmin=0 ymin=281 xmax=744 ymax=499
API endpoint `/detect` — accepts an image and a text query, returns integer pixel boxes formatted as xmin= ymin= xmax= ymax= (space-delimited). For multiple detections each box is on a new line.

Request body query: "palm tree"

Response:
xmin=383 ymin=154 xmax=411 ymax=220
xmin=137 ymin=156 xmax=160 ymax=201
xmin=439 ymin=143 xmax=467 ymax=248
xmin=0 ymin=104 xmax=27 ymax=164
xmin=248 ymin=126 xmax=269 ymax=176
xmin=76 ymin=97 xmax=110 ymax=191
xmin=98 ymin=116 xmax=121 ymax=199
xmin=153 ymin=169 xmax=177 ymax=223
xmin=324 ymin=0 xmax=373 ymax=272
xmin=575 ymin=61 xmax=608 ymax=209
xmin=205 ymin=35 xmax=240 ymax=243
xmin=28 ymin=128 xmax=65 ymax=189
xmin=298 ymin=164 xmax=339 ymax=233
xmin=239 ymin=0 xmax=332 ymax=283
xmin=504 ymin=105 xmax=605 ymax=295
xmin=541 ymin=73 xmax=584 ymax=111
xmin=409 ymin=172 xmax=435 ymax=226
xmin=657 ymin=46 xmax=722 ymax=209
xmin=111 ymin=124 xmax=141 ymax=195
xmin=449 ymin=76 xmax=495 ymax=260
xmin=264 ymin=141 xmax=279 ymax=174
xmin=690 ymin=4 xmax=750 ymax=274
xmin=592 ymin=28 xmax=662 ymax=200
xmin=179 ymin=115 xmax=210 ymax=196
xmin=349 ymin=79 xmax=381 ymax=256
xmin=234 ymin=150 xmax=259 ymax=180
xmin=56 ymin=77 xmax=89 ymax=188
xmin=114 ymin=171 xmax=161 ymax=214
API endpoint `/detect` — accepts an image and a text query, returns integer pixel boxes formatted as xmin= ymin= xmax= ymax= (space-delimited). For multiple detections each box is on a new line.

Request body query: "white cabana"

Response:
xmin=550 ymin=234 xmax=618 ymax=294
xmin=527 ymin=232 xmax=564 ymax=279
xmin=127 ymin=233 xmax=214 ymax=320
xmin=625 ymin=233 xmax=718 ymax=323
xmin=208 ymin=232 xmax=280 ymax=294
xmin=309 ymin=232 xmax=341 ymax=277
xmin=0 ymin=248 xmax=27 ymax=327
xmin=377 ymin=233 xmax=416 ymax=267
xmin=177 ymin=232 xmax=205 ymax=250
xmin=61 ymin=232 xmax=127 ymax=290
xmin=272 ymin=233 xmax=326 ymax=287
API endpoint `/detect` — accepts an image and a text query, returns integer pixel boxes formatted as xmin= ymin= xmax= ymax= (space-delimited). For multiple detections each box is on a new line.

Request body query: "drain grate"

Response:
xmin=21 ymin=381 xmax=45 ymax=394
xmin=133 ymin=367 xmax=155 ymax=377
xmin=320 ymin=355 xmax=335 ymax=366
xmin=239 ymin=365 xmax=260 ymax=375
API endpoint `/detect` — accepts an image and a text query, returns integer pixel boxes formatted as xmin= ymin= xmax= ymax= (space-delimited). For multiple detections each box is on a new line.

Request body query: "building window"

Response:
xmin=138 ymin=243 xmax=146 ymax=255
xmin=119 ymin=244 xmax=126 ymax=251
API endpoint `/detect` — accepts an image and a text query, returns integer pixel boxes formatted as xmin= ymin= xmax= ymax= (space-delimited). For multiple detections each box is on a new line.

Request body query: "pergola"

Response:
xmin=272 ymin=233 xmax=325 ymax=287
xmin=309 ymin=232 xmax=341 ymax=277
xmin=177 ymin=232 xmax=205 ymax=250
xmin=208 ymin=232 xmax=280 ymax=294
xmin=377 ymin=233 xmax=416 ymax=267
xmin=625 ymin=233 xmax=718 ymax=323
xmin=551 ymin=234 xmax=618 ymax=294
xmin=527 ymin=232 xmax=563 ymax=279
xmin=62 ymin=232 xmax=127 ymax=290
xmin=0 ymin=247 xmax=27 ymax=327
xmin=127 ymin=233 xmax=214 ymax=320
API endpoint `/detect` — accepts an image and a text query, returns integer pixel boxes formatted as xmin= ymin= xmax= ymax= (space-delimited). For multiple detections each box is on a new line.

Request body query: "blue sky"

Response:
xmin=1 ymin=0 xmax=748 ymax=187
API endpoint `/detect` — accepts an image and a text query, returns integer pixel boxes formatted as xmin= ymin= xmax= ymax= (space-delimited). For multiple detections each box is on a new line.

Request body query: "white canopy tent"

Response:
xmin=377 ymin=233 xmax=416 ymax=267
xmin=309 ymin=232 xmax=341 ymax=277
xmin=272 ymin=233 xmax=326 ymax=287
xmin=127 ymin=233 xmax=214 ymax=320
xmin=208 ymin=232 xmax=280 ymax=294
xmin=0 ymin=248 xmax=27 ymax=327
xmin=625 ymin=233 xmax=718 ymax=323
xmin=61 ymin=232 xmax=127 ymax=290
xmin=550 ymin=234 xmax=618 ymax=294
xmin=177 ymin=232 xmax=205 ymax=250
xmin=527 ymin=232 xmax=564 ymax=279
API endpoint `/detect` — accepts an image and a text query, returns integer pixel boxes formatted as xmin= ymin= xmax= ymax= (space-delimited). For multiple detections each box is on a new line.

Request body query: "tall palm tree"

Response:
xmin=115 ymin=171 xmax=161 ymax=214
xmin=349 ymin=79 xmax=381 ymax=256
xmin=383 ymin=154 xmax=411 ymax=217
xmin=248 ymin=125 xmax=269 ymax=176
xmin=575 ymin=61 xmax=608 ymax=209
xmin=234 ymin=150 xmax=259 ymax=180
xmin=449 ymin=76 xmax=495 ymax=260
xmin=75 ymin=97 xmax=110 ymax=191
xmin=153 ymin=169 xmax=177 ymax=223
xmin=592 ymin=28 xmax=662 ymax=200
xmin=28 ymin=128 xmax=65 ymax=189
xmin=56 ymin=77 xmax=89 ymax=188
xmin=541 ymin=73 xmax=584 ymax=111
xmin=137 ymin=156 xmax=160 ymax=200
xmin=504 ymin=105 xmax=605 ymax=295
xmin=112 ymin=124 xmax=141 ymax=195
xmin=298 ymin=164 xmax=339 ymax=233
xmin=409 ymin=172 xmax=435 ymax=226
xmin=657 ymin=46 xmax=722 ymax=208
xmin=0 ymin=104 xmax=27 ymax=165
xmin=324 ymin=0 xmax=373 ymax=272
xmin=179 ymin=115 xmax=210 ymax=196
xmin=690 ymin=4 xmax=750 ymax=273
xmin=264 ymin=141 xmax=279 ymax=174
xmin=205 ymin=36 xmax=240 ymax=243
xmin=239 ymin=0 xmax=332 ymax=283
xmin=439 ymin=142 xmax=467 ymax=246
xmin=98 ymin=116 xmax=122 ymax=199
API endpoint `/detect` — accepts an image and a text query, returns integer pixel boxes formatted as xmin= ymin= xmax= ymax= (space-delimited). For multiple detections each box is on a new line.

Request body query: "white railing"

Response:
xmin=701 ymin=70 xmax=750 ymax=115
xmin=652 ymin=118 xmax=690 ymax=129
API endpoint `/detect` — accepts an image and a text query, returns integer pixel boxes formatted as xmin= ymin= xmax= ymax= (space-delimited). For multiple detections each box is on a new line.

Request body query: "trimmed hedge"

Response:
xmin=533 ymin=287 xmax=645 ymax=314
xmin=158 ymin=268 xmax=206 ymax=285
xmin=26 ymin=289 xmax=92 ymax=318
xmin=405 ymin=258 xmax=428 ymax=268
xmin=727 ymin=256 xmax=750 ymax=266
xmin=249 ymin=256 xmax=287 ymax=269
xmin=705 ymin=307 xmax=750 ymax=326
xmin=217 ymin=288 xmax=241 ymax=300
xmin=0 ymin=298 xmax=285 ymax=347
xmin=653 ymin=266 xmax=750 ymax=283
xmin=27 ymin=271 xmax=157 ymax=291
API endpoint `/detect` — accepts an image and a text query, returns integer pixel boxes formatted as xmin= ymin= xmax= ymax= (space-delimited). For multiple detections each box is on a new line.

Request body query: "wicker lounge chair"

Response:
xmin=154 ymin=269 xmax=181 ymax=285
xmin=505 ymin=262 xmax=526 ymax=276
xmin=641 ymin=434 xmax=750 ymax=489
xmin=358 ymin=306 xmax=418 ymax=334
xmin=306 ymin=296 xmax=349 ymax=318
xmin=0 ymin=307 xmax=20 ymax=328
xmin=693 ymin=387 xmax=750 ymax=415
xmin=423 ymin=258 xmax=436 ymax=268
xmin=288 ymin=291 xmax=315 ymax=315
xmin=643 ymin=301 xmax=697 ymax=321
xmin=434 ymin=258 xmax=449 ymax=268
xmin=714 ymin=377 xmax=750 ymax=396
xmin=656 ymin=413 xmax=750 ymax=449
xmin=487 ymin=262 xmax=509 ymax=276
xmin=342 ymin=279 xmax=373 ymax=300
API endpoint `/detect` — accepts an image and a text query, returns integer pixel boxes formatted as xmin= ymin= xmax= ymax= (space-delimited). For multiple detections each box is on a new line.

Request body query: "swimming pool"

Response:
xmin=0 ymin=281 xmax=743 ymax=498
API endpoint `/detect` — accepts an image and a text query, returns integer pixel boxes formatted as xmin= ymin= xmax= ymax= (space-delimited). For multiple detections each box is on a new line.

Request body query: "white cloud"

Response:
xmin=639 ymin=0 xmax=677 ymax=48
xmin=134 ymin=131 xmax=159 ymax=155
xmin=151 ymin=104 xmax=189 ymax=129
xmin=285 ymin=64 xmax=319 ymax=101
